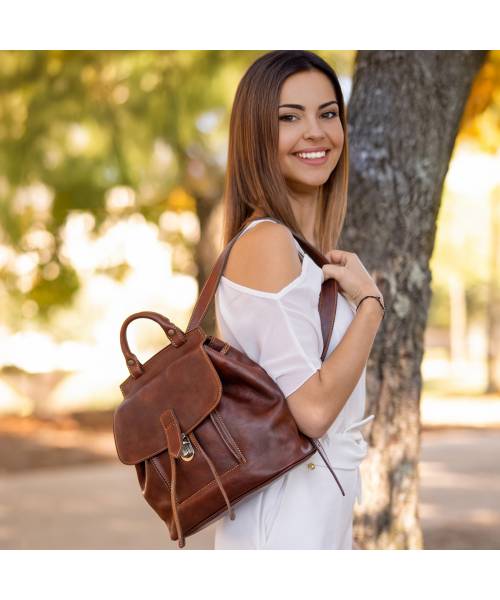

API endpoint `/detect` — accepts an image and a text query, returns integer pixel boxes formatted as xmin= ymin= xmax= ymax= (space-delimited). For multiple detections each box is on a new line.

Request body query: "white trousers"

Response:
xmin=213 ymin=463 xmax=359 ymax=550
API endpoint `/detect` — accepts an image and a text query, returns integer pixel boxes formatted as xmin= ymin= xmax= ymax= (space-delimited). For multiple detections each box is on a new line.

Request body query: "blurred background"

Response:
xmin=1 ymin=50 xmax=500 ymax=550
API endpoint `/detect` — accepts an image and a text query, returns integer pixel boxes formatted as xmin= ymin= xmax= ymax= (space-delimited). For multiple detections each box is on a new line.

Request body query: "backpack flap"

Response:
xmin=113 ymin=327 xmax=222 ymax=465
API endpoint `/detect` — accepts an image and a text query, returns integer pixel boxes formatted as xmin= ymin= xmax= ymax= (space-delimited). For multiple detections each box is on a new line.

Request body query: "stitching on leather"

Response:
xmin=124 ymin=327 xmax=227 ymax=506
xmin=212 ymin=410 xmax=242 ymax=455
xmin=178 ymin=432 xmax=240 ymax=505
xmin=209 ymin=412 xmax=245 ymax=464
xmin=165 ymin=421 xmax=180 ymax=442
xmin=179 ymin=462 xmax=241 ymax=506
xmin=152 ymin=429 xmax=241 ymax=507
xmin=120 ymin=327 xmax=204 ymax=391
xmin=150 ymin=457 xmax=179 ymax=503
xmin=188 ymin=430 xmax=235 ymax=474
xmin=212 ymin=409 xmax=246 ymax=463
xmin=209 ymin=412 xmax=238 ymax=462
xmin=162 ymin=411 xmax=175 ymax=425
xmin=185 ymin=330 xmax=222 ymax=430
xmin=197 ymin=332 xmax=222 ymax=404
xmin=165 ymin=329 xmax=222 ymax=433
xmin=151 ymin=454 xmax=245 ymax=510
xmin=212 ymin=411 xmax=242 ymax=460
xmin=165 ymin=420 xmax=178 ymax=432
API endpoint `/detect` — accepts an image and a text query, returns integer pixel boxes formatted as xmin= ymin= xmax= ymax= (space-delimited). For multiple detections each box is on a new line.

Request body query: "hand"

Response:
xmin=322 ymin=249 xmax=383 ymax=307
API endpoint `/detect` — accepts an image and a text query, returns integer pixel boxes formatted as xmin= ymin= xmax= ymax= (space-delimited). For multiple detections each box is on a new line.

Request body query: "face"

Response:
xmin=277 ymin=69 xmax=344 ymax=192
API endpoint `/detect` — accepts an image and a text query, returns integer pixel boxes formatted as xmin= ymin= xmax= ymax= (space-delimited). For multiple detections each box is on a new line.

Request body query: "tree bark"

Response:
xmin=341 ymin=51 xmax=488 ymax=549
xmin=192 ymin=194 xmax=223 ymax=336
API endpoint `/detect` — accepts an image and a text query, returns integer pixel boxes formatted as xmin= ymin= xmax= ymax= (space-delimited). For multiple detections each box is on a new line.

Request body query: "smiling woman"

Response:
xmin=278 ymin=75 xmax=344 ymax=177
xmin=221 ymin=51 xmax=350 ymax=254
xmin=212 ymin=51 xmax=382 ymax=550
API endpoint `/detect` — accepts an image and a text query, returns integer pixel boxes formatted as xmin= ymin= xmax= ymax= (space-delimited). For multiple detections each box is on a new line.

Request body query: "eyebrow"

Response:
xmin=278 ymin=100 xmax=339 ymax=110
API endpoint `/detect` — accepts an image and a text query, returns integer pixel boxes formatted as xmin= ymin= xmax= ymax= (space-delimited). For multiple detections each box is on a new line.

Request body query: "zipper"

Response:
xmin=210 ymin=409 xmax=246 ymax=464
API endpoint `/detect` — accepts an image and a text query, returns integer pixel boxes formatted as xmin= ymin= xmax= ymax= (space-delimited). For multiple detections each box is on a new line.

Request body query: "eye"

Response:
xmin=279 ymin=111 xmax=338 ymax=122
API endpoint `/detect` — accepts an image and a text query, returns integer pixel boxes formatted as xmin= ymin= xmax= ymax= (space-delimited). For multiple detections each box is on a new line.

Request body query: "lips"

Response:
xmin=292 ymin=149 xmax=330 ymax=165
xmin=293 ymin=148 xmax=331 ymax=155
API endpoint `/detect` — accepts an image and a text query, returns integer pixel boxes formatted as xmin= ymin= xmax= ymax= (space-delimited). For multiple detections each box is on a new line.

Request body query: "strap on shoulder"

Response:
xmin=186 ymin=216 xmax=338 ymax=361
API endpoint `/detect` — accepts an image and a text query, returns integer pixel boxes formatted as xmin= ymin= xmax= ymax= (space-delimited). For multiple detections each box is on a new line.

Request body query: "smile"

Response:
xmin=293 ymin=149 xmax=330 ymax=165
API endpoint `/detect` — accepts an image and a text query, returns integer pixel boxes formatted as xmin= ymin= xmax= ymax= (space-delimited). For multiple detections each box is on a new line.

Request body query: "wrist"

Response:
xmin=355 ymin=294 xmax=385 ymax=320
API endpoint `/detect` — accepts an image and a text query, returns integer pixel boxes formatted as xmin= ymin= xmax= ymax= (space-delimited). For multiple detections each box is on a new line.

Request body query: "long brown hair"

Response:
xmin=221 ymin=50 xmax=349 ymax=255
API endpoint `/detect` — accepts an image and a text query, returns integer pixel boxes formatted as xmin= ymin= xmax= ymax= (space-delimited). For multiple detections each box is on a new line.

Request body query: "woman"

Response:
xmin=213 ymin=50 xmax=385 ymax=549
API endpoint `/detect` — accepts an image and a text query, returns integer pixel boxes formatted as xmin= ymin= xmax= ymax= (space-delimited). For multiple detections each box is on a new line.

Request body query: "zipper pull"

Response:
xmin=180 ymin=433 xmax=195 ymax=462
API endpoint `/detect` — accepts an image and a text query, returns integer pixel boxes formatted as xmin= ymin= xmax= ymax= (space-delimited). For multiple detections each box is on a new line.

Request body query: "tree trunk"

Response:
xmin=340 ymin=50 xmax=488 ymax=549
xmin=192 ymin=194 xmax=223 ymax=336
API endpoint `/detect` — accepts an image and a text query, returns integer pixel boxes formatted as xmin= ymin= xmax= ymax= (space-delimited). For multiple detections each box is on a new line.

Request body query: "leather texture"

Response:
xmin=113 ymin=216 xmax=344 ymax=549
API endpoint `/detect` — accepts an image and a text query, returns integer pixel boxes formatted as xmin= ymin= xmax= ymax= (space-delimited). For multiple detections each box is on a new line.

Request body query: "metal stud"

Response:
xmin=307 ymin=462 xmax=315 ymax=470
xmin=127 ymin=358 xmax=135 ymax=365
xmin=167 ymin=328 xmax=175 ymax=336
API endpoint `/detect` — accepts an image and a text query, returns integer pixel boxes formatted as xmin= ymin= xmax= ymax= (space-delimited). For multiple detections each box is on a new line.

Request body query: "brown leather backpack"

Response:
xmin=113 ymin=216 xmax=344 ymax=548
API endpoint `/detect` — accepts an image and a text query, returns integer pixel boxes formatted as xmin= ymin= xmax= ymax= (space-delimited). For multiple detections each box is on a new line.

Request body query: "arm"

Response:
xmin=223 ymin=221 xmax=322 ymax=437
xmin=287 ymin=299 xmax=383 ymax=438
xmin=224 ymin=220 xmax=382 ymax=439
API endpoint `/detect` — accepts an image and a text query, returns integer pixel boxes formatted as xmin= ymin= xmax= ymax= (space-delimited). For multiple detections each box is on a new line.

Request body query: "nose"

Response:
xmin=303 ymin=116 xmax=327 ymax=140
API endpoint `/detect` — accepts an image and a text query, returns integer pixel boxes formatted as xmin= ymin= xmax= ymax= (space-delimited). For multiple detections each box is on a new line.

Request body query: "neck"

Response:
xmin=288 ymin=185 xmax=319 ymax=246
xmin=248 ymin=204 xmax=319 ymax=248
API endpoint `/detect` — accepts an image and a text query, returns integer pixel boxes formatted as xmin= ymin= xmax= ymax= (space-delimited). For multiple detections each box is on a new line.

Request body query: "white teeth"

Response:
xmin=296 ymin=151 xmax=326 ymax=159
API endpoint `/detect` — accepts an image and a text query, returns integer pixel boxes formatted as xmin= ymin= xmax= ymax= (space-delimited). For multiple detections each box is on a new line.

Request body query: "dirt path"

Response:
xmin=419 ymin=428 xmax=500 ymax=549
xmin=1 ymin=428 xmax=499 ymax=549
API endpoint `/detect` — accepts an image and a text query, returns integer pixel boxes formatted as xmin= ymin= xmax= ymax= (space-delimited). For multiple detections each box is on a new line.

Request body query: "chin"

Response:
xmin=286 ymin=174 xmax=331 ymax=189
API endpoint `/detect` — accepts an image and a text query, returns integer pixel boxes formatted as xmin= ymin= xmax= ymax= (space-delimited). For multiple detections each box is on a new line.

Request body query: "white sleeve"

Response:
xmin=218 ymin=266 xmax=324 ymax=398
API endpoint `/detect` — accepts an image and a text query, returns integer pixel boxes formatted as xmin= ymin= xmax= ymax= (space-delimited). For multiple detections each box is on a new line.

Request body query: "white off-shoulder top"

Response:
xmin=213 ymin=218 xmax=375 ymax=549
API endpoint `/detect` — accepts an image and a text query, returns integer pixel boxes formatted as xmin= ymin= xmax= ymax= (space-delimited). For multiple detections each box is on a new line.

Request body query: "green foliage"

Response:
xmin=3 ymin=49 xmax=493 ymax=335
xmin=0 ymin=50 xmax=355 ymax=329
xmin=0 ymin=50 xmax=232 ymax=326
xmin=27 ymin=262 xmax=80 ymax=321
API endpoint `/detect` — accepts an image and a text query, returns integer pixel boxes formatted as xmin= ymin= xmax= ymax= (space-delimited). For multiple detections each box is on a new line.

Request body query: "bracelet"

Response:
xmin=356 ymin=295 xmax=385 ymax=319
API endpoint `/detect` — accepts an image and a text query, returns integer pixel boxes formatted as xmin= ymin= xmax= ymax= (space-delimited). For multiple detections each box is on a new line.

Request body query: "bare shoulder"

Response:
xmin=223 ymin=221 xmax=302 ymax=294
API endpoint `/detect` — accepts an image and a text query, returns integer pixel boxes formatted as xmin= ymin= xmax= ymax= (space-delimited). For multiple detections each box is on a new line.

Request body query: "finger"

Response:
xmin=325 ymin=249 xmax=348 ymax=266
xmin=322 ymin=263 xmax=343 ymax=278
xmin=321 ymin=264 xmax=345 ymax=292
xmin=325 ymin=250 xmax=340 ymax=262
